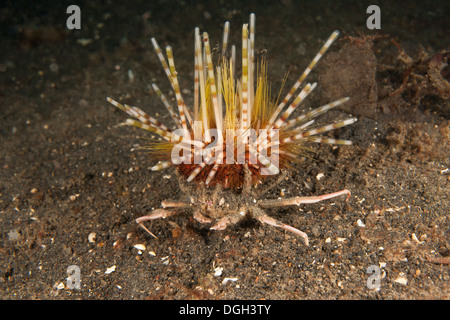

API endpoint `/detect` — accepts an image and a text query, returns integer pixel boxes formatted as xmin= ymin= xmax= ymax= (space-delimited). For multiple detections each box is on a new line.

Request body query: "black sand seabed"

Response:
xmin=0 ymin=0 xmax=448 ymax=301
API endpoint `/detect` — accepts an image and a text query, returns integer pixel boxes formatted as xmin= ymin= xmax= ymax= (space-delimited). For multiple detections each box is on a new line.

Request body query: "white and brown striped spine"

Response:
xmin=108 ymin=14 xmax=356 ymax=186
xmin=268 ymin=30 xmax=340 ymax=127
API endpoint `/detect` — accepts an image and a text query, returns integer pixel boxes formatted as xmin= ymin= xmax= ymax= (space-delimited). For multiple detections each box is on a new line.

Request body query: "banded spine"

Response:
xmin=108 ymin=14 xmax=355 ymax=190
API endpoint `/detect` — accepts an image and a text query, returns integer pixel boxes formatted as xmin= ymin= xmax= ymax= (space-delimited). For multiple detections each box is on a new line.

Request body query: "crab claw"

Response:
xmin=193 ymin=210 xmax=213 ymax=224
xmin=210 ymin=217 xmax=230 ymax=231
xmin=210 ymin=210 xmax=247 ymax=231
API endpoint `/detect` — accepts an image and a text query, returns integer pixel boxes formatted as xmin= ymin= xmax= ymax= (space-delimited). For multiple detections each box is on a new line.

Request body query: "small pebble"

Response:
xmin=8 ymin=230 xmax=20 ymax=241
xmin=128 ymin=69 xmax=134 ymax=83
xmin=77 ymin=38 xmax=93 ymax=46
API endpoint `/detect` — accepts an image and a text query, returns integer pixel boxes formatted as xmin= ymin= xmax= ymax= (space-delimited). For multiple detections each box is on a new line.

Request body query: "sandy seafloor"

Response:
xmin=0 ymin=0 xmax=448 ymax=303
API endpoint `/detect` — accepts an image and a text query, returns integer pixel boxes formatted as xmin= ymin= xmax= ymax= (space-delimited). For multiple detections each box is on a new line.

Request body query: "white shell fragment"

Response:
xmin=214 ymin=266 xmax=224 ymax=277
xmin=411 ymin=233 xmax=425 ymax=244
xmin=54 ymin=282 xmax=65 ymax=290
xmin=105 ymin=265 xmax=116 ymax=274
xmin=222 ymin=277 xmax=238 ymax=285
xmin=394 ymin=273 xmax=408 ymax=285
xmin=88 ymin=232 xmax=97 ymax=243
xmin=133 ymin=244 xmax=146 ymax=251
xmin=161 ymin=256 xmax=169 ymax=265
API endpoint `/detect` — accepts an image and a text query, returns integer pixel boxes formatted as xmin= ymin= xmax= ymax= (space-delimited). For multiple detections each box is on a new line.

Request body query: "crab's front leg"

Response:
xmin=136 ymin=207 xmax=184 ymax=239
xmin=193 ymin=210 xmax=213 ymax=224
xmin=210 ymin=208 xmax=247 ymax=231
xmin=251 ymin=206 xmax=309 ymax=246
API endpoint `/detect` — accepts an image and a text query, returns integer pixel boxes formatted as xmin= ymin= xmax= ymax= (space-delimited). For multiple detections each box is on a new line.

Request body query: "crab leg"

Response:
xmin=242 ymin=163 xmax=253 ymax=194
xmin=257 ymin=189 xmax=350 ymax=207
xmin=210 ymin=209 xmax=247 ymax=231
xmin=193 ymin=210 xmax=213 ymax=224
xmin=135 ymin=208 xmax=179 ymax=239
xmin=258 ymin=214 xmax=309 ymax=246
xmin=161 ymin=200 xmax=190 ymax=208
xmin=252 ymin=206 xmax=309 ymax=245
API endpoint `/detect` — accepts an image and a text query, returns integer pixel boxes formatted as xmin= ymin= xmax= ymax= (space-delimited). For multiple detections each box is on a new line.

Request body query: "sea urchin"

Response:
xmin=107 ymin=13 xmax=356 ymax=245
